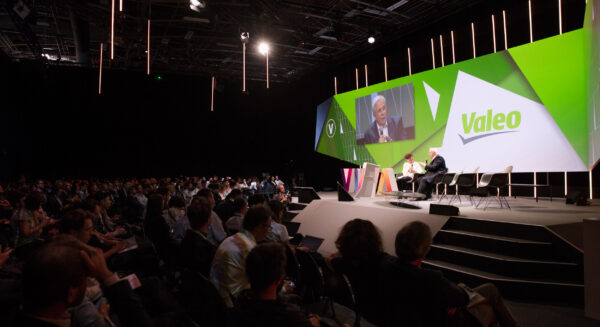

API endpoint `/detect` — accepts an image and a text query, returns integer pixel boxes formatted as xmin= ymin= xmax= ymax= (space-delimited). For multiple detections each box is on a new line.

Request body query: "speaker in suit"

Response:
xmin=364 ymin=116 xmax=410 ymax=144
xmin=417 ymin=148 xmax=448 ymax=199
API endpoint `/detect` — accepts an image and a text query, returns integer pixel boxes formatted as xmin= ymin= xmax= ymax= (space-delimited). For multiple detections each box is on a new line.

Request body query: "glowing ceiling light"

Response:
xmin=258 ymin=42 xmax=270 ymax=55
xmin=368 ymin=36 xmax=375 ymax=44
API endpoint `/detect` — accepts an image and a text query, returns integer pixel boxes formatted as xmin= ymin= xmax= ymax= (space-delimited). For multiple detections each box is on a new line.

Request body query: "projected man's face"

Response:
xmin=373 ymin=98 xmax=387 ymax=126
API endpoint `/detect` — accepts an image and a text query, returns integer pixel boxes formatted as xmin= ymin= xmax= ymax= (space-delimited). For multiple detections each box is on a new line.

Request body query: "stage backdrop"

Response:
xmin=316 ymin=4 xmax=599 ymax=173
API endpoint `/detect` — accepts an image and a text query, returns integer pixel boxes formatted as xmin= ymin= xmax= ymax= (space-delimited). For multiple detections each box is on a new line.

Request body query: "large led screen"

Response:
xmin=355 ymin=84 xmax=415 ymax=145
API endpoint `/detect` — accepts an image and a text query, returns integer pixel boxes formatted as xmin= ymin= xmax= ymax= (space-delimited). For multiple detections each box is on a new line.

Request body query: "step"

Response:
xmin=445 ymin=217 xmax=552 ymax=242
xmin=422 ymin=259 xmax=583 ymax=305
xmin=428 ymin=244 xmax=582 ymax=282
xmin=434 ymin=229 xmax=556 ymax=260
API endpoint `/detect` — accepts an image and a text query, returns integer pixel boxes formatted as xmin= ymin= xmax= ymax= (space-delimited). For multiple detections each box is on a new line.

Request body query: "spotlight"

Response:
xmin=190 ymin=0 xmax=205 ymax=8
xmin=368 ymin=36 xmax=375 ymax=44
xmin=240 ymin=32 xmax=249 ymax=43
xmin=258 ymin=42 xmax=270 ymax=55
xmin=189 ymin=0 xmax=205 ymax=12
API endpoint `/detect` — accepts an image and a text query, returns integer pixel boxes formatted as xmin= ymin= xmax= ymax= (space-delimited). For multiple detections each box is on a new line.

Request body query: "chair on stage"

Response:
xmin=449 ymin=168 xmax=479 ymax=205
xmin=473 ymin=166 xmax=512 ymax=210
xmin=435 ymin=173 xmax=455 ymax=201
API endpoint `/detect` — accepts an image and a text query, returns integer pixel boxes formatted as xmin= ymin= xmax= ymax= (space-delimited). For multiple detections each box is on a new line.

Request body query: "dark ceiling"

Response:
xmin=0 ymin=0 xmax=490 ymax=84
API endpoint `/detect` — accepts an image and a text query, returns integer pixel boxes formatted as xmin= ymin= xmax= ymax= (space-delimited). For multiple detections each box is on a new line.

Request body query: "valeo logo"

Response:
xmin=459 ymin=109 xmax=521 ymax=144
xmin=326 ymin=119 xmax=336 ymax=138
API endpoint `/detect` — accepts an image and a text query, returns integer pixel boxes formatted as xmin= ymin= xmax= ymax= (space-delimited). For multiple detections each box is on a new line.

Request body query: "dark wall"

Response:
xmin=0 ymin=0 xmax=589 ymax=190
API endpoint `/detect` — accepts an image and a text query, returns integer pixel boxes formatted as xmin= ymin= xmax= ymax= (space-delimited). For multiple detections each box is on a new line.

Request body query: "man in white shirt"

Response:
xmin=397 ymin=153 xmax=423 ymax=190
xmin=210 ymin=205 xmax=272 ymax=308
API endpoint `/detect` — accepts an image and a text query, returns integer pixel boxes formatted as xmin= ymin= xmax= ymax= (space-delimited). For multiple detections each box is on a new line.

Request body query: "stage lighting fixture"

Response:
xmin=189 ymin=0 xmax=206 ymax=13
xmin=240 ymin=32 xmax=249 ymax=43
xmin=156 ymin=75 xmax=163 ymax=81
xmin=368 ymin=36 xmax=375 ymax=44
xmin=258 ymin=42 xmax=269 ymax=55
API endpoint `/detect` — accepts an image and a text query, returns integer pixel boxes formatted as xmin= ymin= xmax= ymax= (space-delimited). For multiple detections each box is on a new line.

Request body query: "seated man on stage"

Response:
xmin=417 ymin=148 xmax=447 ymax=200
xmin=364 ymin=95 xmax=411 ymax=144
xmin=397 ymin=153 xmax=423 ymax=190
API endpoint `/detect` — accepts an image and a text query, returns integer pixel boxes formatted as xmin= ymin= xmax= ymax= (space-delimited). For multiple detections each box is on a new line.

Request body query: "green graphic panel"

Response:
xmin=316 ymin=98 xmax=375 ymax=165
xmin=509 ymin=30 xmax=589 ymax=164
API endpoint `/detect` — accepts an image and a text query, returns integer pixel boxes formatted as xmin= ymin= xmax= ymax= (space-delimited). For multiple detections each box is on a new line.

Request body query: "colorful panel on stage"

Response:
xmin=377 ymin=168 xmax=398 ymax=195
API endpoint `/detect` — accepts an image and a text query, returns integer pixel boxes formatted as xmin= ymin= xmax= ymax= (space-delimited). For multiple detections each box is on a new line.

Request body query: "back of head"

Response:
xmin=23 ymin=238 xmax=87 ymax=313
xmin=168 ymin=195 xmax=186 ymax=209
xmin=59 ymin=209 xmax=92 ymax=234
xmin=242 ymin=204 xmax=272 ymax=232
xmin=226 ymin=189 xmax=242 ymax=200
xmin=335 ymin=218 xmax=382 ymax=258
xmin=267 ymin=200 xmax=283 ymax=222
xmin=145 ymin=193 xmax=164 ymax=219
xmin=232 ymin=198 xmax=247 ymax=213
xmin=196 ymin=188 xmax=214 ymax=200
xmin=188 ymin=197 xmax=211 ymax=230
xmin=245 ymin=243 xmax=286 ymax=292
xmin=394 ymin=221 xmax=432 ymax=263
xmin=24 ymin=192 xmax=43 ymax=211
xmin=247 ymin=194 xmax=265 ymax=207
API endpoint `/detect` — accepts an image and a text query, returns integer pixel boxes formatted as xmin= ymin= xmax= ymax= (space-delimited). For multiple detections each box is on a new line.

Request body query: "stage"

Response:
xmin=291 ymin=192 xmax=600 ymax=256
xmin=290 ymin=192 xmax=600 ymax=304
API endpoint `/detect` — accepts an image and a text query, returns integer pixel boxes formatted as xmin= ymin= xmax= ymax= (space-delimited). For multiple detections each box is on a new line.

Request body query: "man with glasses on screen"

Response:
xmin=364 ymin=95 xmax=409 ymax=144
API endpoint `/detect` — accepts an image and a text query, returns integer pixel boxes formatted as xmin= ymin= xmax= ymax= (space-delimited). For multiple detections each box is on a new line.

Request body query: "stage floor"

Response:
xmin=291 ymin=192 xmax=600 ymax=255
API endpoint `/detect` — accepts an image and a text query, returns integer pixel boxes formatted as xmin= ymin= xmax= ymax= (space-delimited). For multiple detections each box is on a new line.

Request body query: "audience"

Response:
xmin=229 ymin=243 xmax=319 ymax=327
xmin=210 ymin=204 xmax=272 ymax=307
xmin=264 ymin=200 xmax=290 ymax=245
xmin=181 ymin=198 xmax=216 ymax=277
xmin=387 ymin=221 xmax=519 ymax=327
xmin=0 ymin=175 xmax=523 ymax=327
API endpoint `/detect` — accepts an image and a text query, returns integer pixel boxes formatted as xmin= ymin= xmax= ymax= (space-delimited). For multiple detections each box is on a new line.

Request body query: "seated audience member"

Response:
xmin=210 ymin=205 xmax=272 ymax=308
xmin=181 ymin=198 xmax=216 ymax=277
xmin=387 ymin=221 xmax=519 ymax=327
xmin=247 ymin=194 xmax=266 ymax=208
xmin=215 ymin=189 xmax=243 ymax=223
xmin=18 ymin=237 xmax=153 ymax=326
xmin=229 ymin=243 xmax=319 ymax=327
xmin=197 ymin=189 xmax=227 ymax=246
xmin=272 ymin=184 xmax=291 ymax=205
xmin=163 ymin=195 xmax=186 ymax=230
xmin=60 ymin=209 xmax=126 ymax=259
xmin=144 ymin=194 xmax=174 ymax=260
xmin=11 ymin=192 xmax=53 ymax=250
xmin=225 ymin=198 xmax=248 ymax=234
xmin=326 ymin=219 xmax=395 ymax=326
xmin=264 ymin=200 xmax=289 ymax=245
xmin=94 ymin=192 xmax=125 ymax=237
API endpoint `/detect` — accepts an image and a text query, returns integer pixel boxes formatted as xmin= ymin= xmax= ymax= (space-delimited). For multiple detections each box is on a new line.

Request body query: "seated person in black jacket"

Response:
xmin=181 ymin=197 xmax=216 ymax=277
xmin=325 ymin=218 xmax=395 ymax=326
xmin=386 ymin=221 xmax=519 ymax=327
xmin=229 ymin=243 xmax=319 ymax=327
xmin=18 ymin=236 xmax=154 ymax=327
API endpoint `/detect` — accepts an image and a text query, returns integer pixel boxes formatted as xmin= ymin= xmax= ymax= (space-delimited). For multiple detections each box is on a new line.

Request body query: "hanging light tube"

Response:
xmin=355 ymin=68 xmax=359 ymax=89
xmin=451 ymin=30 xmax=456 ymax=64
xmin=503 ymin=10 xmax=508 ymax=49
xmin=211 ymin=76 xmax=215 ymax=111
xmin=492 ymin=14 xmax=497 ymax=53
xmin=147 ymin=19 xmax=150 ymax=75
xmin=558 ymin=0 xmax=563 ymax=35
xmin=407 ymin=48 xmax=412 ymax=75
xmin=111 ymin=0 xmax=115 ymax=59
xmin=364 ymin=64 xmax=368 ymax=87
xmin=439 ymin=35 xmax=445 ymax=67
xmin=98 ymin=43 xmax=103 ymax=94
xmin=383 ymin=57 xmax=388 ymax=82
xmin=430 ymin=38 xmax=436 ymax=69
xmin=242 ymin=43 xmax=246 ymax=92
xmin=529 ymin=0 xmax=533 ymax=43
xmin=471 ymin=22 xmax=476 ymax=58
xmin=334 ymin=76 xmax=338 ymax=95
